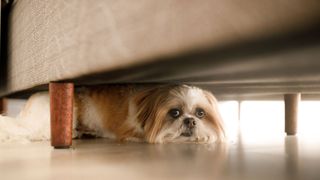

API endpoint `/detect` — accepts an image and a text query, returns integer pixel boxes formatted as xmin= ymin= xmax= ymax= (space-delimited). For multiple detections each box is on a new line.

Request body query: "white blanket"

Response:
xmin=0 ymin=93 xmax=51 ymax=143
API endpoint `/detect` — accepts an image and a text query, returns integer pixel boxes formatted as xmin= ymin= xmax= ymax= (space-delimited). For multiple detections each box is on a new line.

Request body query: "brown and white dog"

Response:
xmin=75 ymin=84 xmax=225 ymax=143
xmin=0 ymin=85 xmax=225 ymax=143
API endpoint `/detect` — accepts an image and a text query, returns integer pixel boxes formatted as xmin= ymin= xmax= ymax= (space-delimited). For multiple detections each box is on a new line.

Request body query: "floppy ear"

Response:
xmin=203 ymin=90 xmax=226 ymax=142
xmin=132 ymin=87 xmax=168 ymax=143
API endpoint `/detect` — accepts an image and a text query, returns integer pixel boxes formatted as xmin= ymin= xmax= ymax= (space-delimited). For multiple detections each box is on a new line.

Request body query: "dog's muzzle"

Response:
xmin=181 ymin=118 xmax=196 ymax=137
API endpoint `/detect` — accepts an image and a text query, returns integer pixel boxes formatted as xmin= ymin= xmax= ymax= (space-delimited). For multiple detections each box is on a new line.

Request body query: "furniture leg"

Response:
xmin=284 ymin=94 xmax=300 ymax=136
xmin=0 ymin=98 xmax=7 ymax=115
xmin=49 ymin=82 xmax=74 ymax=148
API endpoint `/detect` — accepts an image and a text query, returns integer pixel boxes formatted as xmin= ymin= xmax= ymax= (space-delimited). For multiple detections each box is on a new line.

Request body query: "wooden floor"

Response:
xmin=1 ymin=99 xmax=320 ymax=179
xmin=0 ymin=136 xmax=319 ymax=180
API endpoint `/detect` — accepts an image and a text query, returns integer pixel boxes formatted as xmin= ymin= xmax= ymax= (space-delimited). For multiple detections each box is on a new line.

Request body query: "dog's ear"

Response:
xmin=203 ymin=90 xmax=226 ymax=142
xmin=132 ymin=87 xmax=156 ymax=128
xmin=132 ymin=87 xmax=168 ymax=143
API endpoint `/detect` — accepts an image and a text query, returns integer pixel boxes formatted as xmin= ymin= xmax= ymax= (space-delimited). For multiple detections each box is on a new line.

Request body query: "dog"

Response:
xmin=0 ymin=84 xmax=225 ymax=143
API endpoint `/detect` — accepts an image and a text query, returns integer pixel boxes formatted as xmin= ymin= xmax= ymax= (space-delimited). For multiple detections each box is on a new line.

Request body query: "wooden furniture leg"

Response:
xmin=49 ymin=82 xmax=74 ymax=148
xmin=284 ymin=94 xmax=300 ymax=136
xmin=0 ymin=98 xmax=7 ymax=115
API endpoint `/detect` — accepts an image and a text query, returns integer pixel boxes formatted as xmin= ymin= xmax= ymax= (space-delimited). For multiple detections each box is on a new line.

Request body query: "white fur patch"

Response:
xmin=78 ymin=93 xmax=115 ymax=139
xmin=184 ymin=87 xmax=208 ymax=111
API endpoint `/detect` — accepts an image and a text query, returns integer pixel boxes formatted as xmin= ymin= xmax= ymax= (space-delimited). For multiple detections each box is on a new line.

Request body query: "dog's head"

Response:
xmin=133 ymin=85 xmax=225 ymax=143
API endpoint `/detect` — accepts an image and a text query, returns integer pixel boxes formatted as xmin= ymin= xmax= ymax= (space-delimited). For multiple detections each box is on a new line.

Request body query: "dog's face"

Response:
xmin=134 ymin=85 xmax=225 ymax=143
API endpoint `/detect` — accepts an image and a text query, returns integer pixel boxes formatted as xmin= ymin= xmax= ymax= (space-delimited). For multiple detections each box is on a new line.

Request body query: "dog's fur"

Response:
xmin=0 ymin=85 xmax=225 ymax=143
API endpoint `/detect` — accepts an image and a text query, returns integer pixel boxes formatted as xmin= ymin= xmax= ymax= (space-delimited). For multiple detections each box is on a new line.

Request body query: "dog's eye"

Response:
xmin=195 ymin=108 xmax=205 ymax=118
xmin=169 ymin=109 xmax=181 ymax=118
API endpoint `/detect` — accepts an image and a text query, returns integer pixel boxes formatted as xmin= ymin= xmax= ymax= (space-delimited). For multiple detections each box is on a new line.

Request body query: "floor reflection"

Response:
xmin=143 ymin=143 xmax=228 ymax=179
xmin=45 ymin=135 xmax=320 ymax=180
xmin=285 ymin=136 xmax=299 ymax=180
xmin=226 ymin=133 xmax=301 ymax=180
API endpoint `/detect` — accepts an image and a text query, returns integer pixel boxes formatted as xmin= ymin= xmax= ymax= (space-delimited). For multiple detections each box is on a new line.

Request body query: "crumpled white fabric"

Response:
xmin=0 ymin=93 xmax=51 ymax=144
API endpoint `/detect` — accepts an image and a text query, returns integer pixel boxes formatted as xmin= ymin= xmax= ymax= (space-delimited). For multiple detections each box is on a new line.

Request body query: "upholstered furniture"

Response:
xmin=1 ymin=0 xmax=320 ymax=148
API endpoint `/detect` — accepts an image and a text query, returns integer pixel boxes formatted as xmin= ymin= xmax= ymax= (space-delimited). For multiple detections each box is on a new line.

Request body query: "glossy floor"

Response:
xmin=0 ymin=135 xmax=319 ymax=180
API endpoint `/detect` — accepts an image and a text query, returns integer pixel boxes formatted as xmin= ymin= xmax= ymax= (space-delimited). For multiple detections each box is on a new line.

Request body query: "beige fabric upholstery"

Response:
xmin=1 ymin=0 xmax=320 ymax=96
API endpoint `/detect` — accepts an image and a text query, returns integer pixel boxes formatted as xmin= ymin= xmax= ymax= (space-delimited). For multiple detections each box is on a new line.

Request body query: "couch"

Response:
xmin=1 ymin=0 xmax=320 ymax=148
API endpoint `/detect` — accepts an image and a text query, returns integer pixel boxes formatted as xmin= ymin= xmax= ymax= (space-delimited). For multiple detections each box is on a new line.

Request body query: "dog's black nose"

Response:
xmin=184 ymin=118 xmax=196 ymax=128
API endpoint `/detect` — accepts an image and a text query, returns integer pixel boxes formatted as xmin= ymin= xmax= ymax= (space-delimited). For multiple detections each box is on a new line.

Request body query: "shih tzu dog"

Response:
xmin=75 ymin=84 xmax=225 ymax=143
xmin=0 ymin=85 xmax=225 ymax=143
